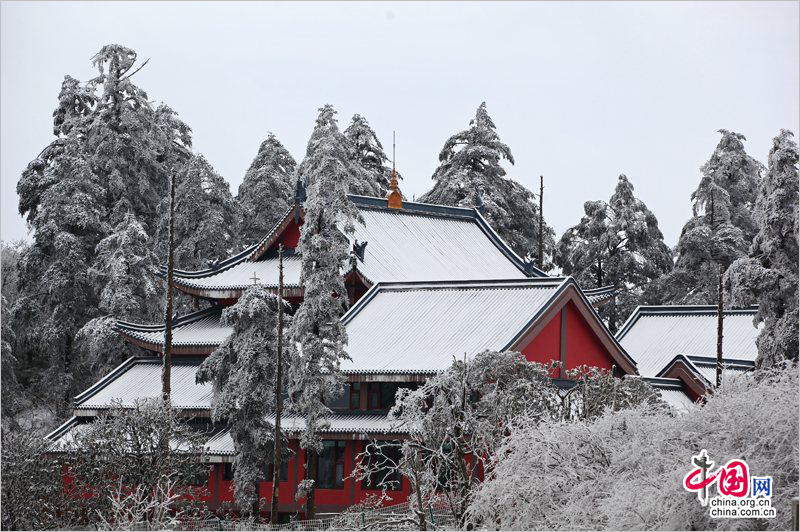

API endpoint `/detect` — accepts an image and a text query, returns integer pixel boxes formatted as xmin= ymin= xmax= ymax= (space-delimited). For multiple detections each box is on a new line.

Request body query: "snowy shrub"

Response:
xmin=468 ymin=363 xmax=799 ymax=531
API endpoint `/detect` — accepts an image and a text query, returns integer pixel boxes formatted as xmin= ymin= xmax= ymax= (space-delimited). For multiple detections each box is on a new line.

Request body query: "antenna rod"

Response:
xmin=393 ymin=130 xmax=396 ymax=171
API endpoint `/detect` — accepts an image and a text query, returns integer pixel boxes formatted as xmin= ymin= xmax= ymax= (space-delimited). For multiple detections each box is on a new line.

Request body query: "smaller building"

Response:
xmin=616 ymin=305 xmax=761 ymax=409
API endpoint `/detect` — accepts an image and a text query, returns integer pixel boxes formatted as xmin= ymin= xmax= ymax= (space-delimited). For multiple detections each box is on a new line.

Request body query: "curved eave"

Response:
xmin=115 ymin=331 xmax=218 ymax=355
xmin=168 ymin=283 xmax=304 ymax=301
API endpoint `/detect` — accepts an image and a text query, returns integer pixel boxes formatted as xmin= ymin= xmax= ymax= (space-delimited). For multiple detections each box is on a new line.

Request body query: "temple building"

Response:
xmin=616 ymin=305 xmax=760 ymax=410
xmin=47 ymin=184 xmax=759 ymax=517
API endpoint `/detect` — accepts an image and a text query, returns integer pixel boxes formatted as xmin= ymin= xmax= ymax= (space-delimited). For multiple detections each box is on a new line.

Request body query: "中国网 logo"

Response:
xmin=683 ymin=449 xmax=775 ymax=519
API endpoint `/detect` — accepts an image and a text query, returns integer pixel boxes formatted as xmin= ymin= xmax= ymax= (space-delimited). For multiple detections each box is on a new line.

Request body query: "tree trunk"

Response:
xmin=271 ymin=244 xmax=285 ymax=523
xmin=306 ymin=451 xmax=318 ymax=520
xmin=160 ymin=171 xmax=176 ymax=459
xmin=596 ymin=258 xmax=603 ymax=287
xmin=410 ymin=450 xmax=428 ymax=531
xmin=537 ymin=176 xmax=544 ymax=269
xmin=162 ymin=170 xmax=176 ymax=404
xmin=252 ymin=481 xmax=260 ymax=519
xmin=716 ymin=264 xmax=724 ymax=388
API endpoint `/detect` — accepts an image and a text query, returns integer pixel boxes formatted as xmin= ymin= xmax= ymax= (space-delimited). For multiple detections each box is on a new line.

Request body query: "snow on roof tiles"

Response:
xmin=616 ymin=306 xmax=760 ymax=378
xmin=171 ymin=253 xmax=302 ymax=291
xmin=350 ymin=206 xmax=529 ymax=283
xmin=205 ymin=414 xmax=404 ymax=455
xmin=339 ymin=278 xmax=567 ymax=375
xmin=116 ymin=307 xmax=231 ymax=348
xmin=169 ymin=196 xmax=538 ymax=297
xmin=73 ymin=358 xmax=213 ymax=411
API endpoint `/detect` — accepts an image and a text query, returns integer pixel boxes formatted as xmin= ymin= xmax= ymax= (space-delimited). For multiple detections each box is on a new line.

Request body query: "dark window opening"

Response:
xmin=222 ymin=463 xmax=233 ymax=481
xmin=316 ymin=440 xmax=346 ymax=489
xmin=327 ymin=383 xmax=350 ymax=411
xmin=266 ymin=460 xmax=289 ymax=482
xmin=368 ymin=384 xmax=380 ymax=410
xmin=350 ymin=383 xmax=362 ymax=410
xmin=361 ymin=441 xmax=403 ymax=491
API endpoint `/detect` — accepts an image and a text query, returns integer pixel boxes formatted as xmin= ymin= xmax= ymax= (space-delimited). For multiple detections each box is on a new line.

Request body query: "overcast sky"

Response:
xmin=2 ymin=1 xmax=798 ymax=247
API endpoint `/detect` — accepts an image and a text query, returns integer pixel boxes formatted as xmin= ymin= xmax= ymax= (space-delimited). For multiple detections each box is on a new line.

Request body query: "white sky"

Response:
xmin=1 ymin=1 xmax=798 ymax=247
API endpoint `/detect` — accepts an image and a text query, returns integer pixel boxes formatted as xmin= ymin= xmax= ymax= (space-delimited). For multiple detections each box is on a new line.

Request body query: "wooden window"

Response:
xmin=368 ymin=383 xmax=381 ymax=410
xmin=350 ymin=383 xmax=362 ymax=410
xmin=266 ymin=460 xmax=289 ymax=482
xmin=316 ymin=440 xmax=346 ymax=489
xmin=327 ymin=383 xmax=350 ymax=411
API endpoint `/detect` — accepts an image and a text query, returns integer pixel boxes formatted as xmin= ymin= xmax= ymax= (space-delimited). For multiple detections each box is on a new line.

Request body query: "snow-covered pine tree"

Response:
xmin=196 ymin=286 xmax=290 ymax=517
xmin=1 ymin=296 xmax=19 ymax=426
xmin=14 ymin=45 xmax=194 ymax=416
xmin=288 ymin=104 xmax=362 ymax=519
xmin=238 ymin=133 xmax=296 ymax=245
xmin=419 ymin=102 xmax=555 ymax=265
xmin=91 ymin=214 xmax=162 ymax=321
xmin=648 ymin=130 xmax=762 ymax=305
xmin=727 ymin=129 xmax=799 ymax=366
xmin=556 ymin=175 xmax=672 ymax=331
xmin=15 ymin=137 xmax=108 ymax=415
xmin=343 ymin=114 xmax=397 ymax=197
xmin=156 ymin=154 xmax=241 ymax=270
xmin=693 ymin=130 xmax=762 ymax=242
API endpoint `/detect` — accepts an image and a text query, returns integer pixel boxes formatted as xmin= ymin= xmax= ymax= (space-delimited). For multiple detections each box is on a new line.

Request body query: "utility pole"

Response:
xmin=538 ymin=176 xmax=544 ymax=270
xmin=716 ymin=263 xmax=724 ymax=388
xmin=271 ymin=244 xmax=285 ymax=523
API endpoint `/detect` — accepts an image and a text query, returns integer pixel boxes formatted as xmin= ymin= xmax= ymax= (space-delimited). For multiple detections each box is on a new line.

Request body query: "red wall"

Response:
xmin=213 ymin=439 xmax=410 ymax=517
xmin=520 ymin=300 xmax=616 ymax=375
xmin=270 ymin=219 xmax=301 ymax=250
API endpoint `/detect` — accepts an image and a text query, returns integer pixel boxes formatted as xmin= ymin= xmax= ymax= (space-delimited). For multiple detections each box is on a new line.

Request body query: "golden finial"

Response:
xmin=387 ymin=130 xmax=402 ymax=209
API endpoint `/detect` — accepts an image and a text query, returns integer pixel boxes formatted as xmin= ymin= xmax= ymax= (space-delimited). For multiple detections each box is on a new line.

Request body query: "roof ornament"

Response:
xmin=206 ymin=258 xmax=221 ymax=270
xmin=386 ymin=131 xmax=402 ymax=209
xmin=295 ymin=178 xmax=307 ymax=206
xmin=473 ymin=188 xmax=486 ymax=215
xmin=352 ymin=239 xmax=368 ymax=262
xmin=294 ymin=178 xmax=306 ymax=223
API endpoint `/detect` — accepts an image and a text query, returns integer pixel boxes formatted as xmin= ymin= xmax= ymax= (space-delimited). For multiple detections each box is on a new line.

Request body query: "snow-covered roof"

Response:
xmin=205 ymin=414 xmax=404 ymax=456
xmin=348 ymin=196 xmax=533 ymax=283
xmin=340 ymin=278 xmax=636 ymax=375
xmin=49 ymin=414 xmax=404 ymax=456
xmin=114 ymin=277 xmax=634 ymax=371
xmin=72 ymin=357 xmax=213 ymax=412
xmin=616 ymin=306 xmax=760 ymax=378
xmin=169 ymin=195 xmax=541 ymax=299
xmin=655 ymin=354 xmax=755 ymax=387
xmin=643 ymin=377 xmax=698 ymax=413
xmin=169 ymin=253 xmax=303 ymax=292
xmin=115 ymin=307 xmax=230 ymax=351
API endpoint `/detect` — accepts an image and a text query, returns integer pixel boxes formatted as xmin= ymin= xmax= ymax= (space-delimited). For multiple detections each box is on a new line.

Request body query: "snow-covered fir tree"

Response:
xmin=91 ymin=214 xmax=162 ymax=320
xmin=157 ymin=154 xmax=241 ymax=270
xmin=692 ymin=129 xmax=762 ymax=242
xmin=556 ymin=175 xmax=672 ymax=331
xmin=727 ymin=129 xmax=799 ymax=365
xmin=196 ymin=286 xmax=290 ymax=517
xmin=419 ymin=102 xmax=555 ymax=265
xmin=343 ymin=114 xmax=397 ymax=197
xmin=237 ymin=133 xmax=296 ymax=245
xmin=13 ymin=45 xmax=194 ymax=415
xmin=15 ymin=137 xmax=108 ymax=414
xmin=288 ymin=105 xmax=362 ymax=519
xmin=648 ymin=130 xmax=762 ymax=305
xmin=1 ymin=296 xmax=19 ymax=426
